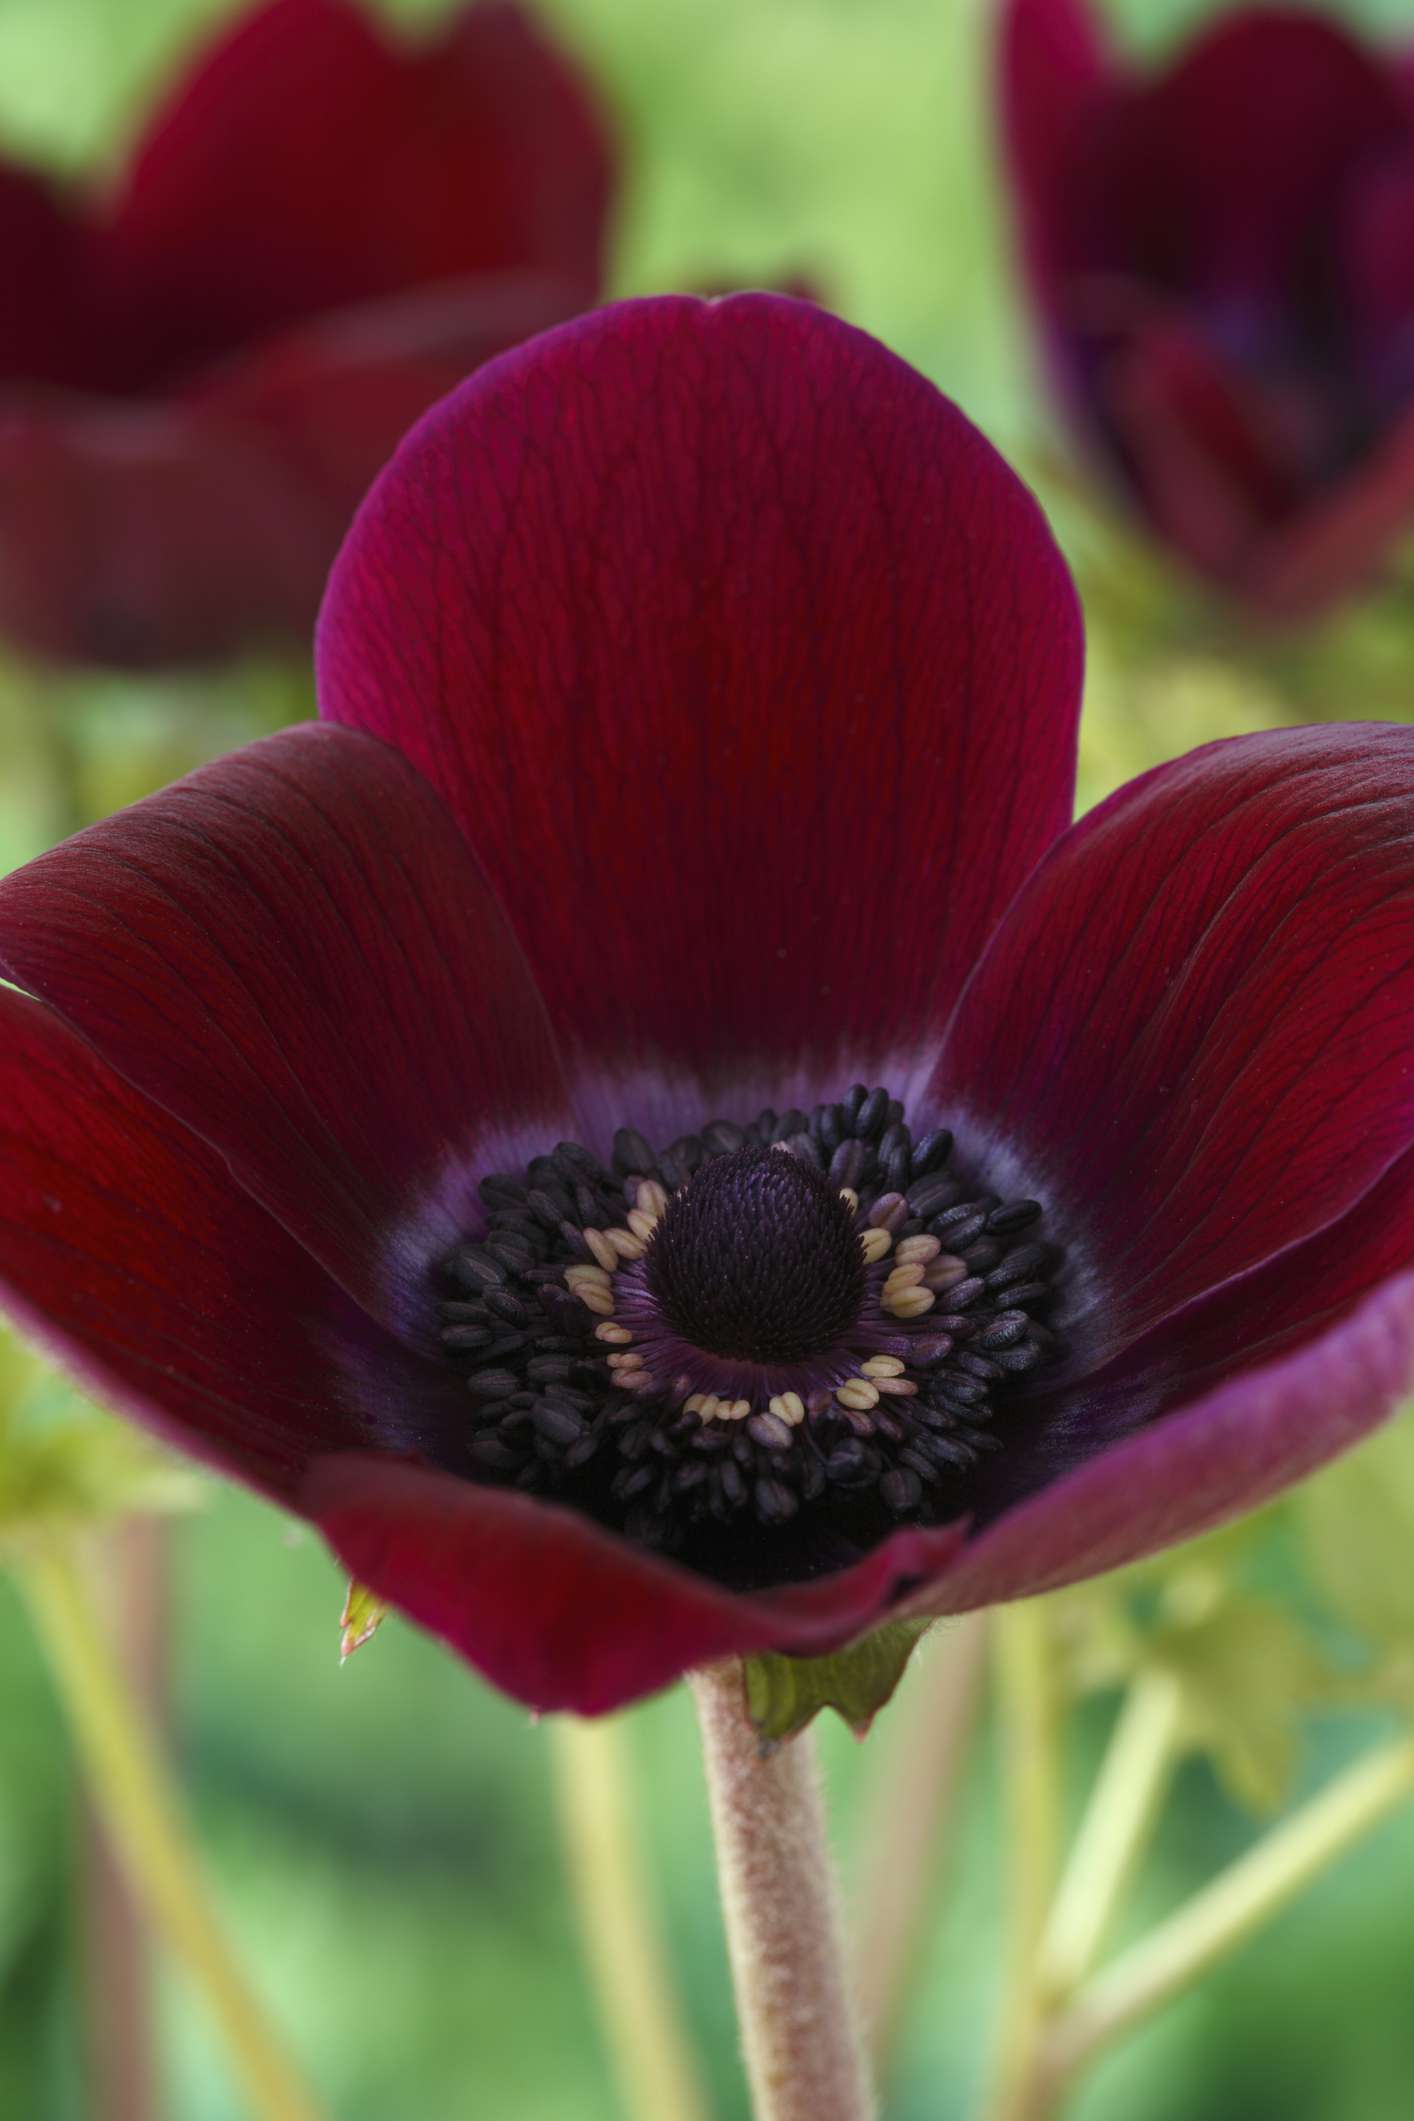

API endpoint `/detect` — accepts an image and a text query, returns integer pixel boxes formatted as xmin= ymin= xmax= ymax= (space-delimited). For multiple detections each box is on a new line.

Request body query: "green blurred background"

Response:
xmin=3 ymin=0 xmax=1414 ymax=2116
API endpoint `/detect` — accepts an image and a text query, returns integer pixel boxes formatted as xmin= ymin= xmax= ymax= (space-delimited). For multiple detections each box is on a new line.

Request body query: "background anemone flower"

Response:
xmin=1000 ymin=0 xmax=1414 ymax=620
xmin=0 ymin=0 xmax=611 ymax=670
xmin=0 ymin=293 xmax=1411 ymax=1718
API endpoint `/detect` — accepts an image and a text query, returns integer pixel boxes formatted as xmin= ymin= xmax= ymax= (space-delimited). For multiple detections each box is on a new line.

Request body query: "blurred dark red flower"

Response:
xmin=1 ymin=294 xmax=1412 ymax=1715
xmin=0 ymin=0 xmax=611 ymax=668
xmin=1001 ymin=0 xmax=1414 ymax=616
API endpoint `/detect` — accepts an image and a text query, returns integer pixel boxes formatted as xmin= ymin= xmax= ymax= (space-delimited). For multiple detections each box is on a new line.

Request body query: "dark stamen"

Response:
xmin=433 ymin=1087 xmax=1064 ymax=1586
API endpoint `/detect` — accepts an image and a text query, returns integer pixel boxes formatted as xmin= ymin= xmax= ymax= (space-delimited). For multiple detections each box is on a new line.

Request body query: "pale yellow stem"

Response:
xmin=550 ymin=1714 xmax=712 ymax=2121
xmin=20 ymin=1542 xmax=328 ymax=2121
xmin=1043 ymin=1736 xmax=1414 ymax=2093
xmin=1039 ymin=1669 xmax=1185 ymax=2002
xmin=984 ymin=1600 xmax=1063 ymax=2121
xmin=853 ymin=1615 xmax=989 ymax=2068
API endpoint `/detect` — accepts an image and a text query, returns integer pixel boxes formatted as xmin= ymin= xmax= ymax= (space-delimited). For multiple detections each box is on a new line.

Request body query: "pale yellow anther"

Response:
xmin=894 ymin=1234 xmax=942 ymax=1267
xmin=565 ymin=1262 xmax=612 ymax=1290
xmin=606 ymin=1226 xmax=647 ymax=1261
xmin=860 ymin=1355 xmax=906 ymax=1378
xmin=583 ymin=1227 xmax=619 ymax=1272
xmin=594 ymin=1322 xmax=633 ymax=1344
xmin=606 ymin=1352 xmax=642 ymax=1370
xmin=724 ymin=1398 xmax=752 ymax=1422
xmin=574 ymin=1285 xmax=616 ymax=1316
xmin=838 ymin=1187 xmax=860 ymax=1212
xmin=635 ymin=1179 xmax=669 ymax=1219
xmin=777 ymin=1390 xmax=807 ymax=1425
xmin=859 ymin=1228 xmax=893 ymax=1266
xmin=836 ymin=1379 xmax=881 ymax=1413
xmin=685 ymin=1394 xmax=707 ymax=1415
xmin=873 ymin=1376 xmax=919 ymax=1397
xmin=882 ymin=1262 xmax=927 ymax=1296
xmin=627 ymin=1208 xmax=660 ymax=1243
xmin=885 ymin=1286 xmax=937 ymax=1320
xmin=697 ymin=1394 xmax=722 ymax=1420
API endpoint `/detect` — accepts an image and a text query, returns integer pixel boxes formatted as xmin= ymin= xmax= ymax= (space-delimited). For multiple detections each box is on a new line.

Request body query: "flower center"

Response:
xmin=646 ymin=1145 xmax=864 ymax=1362
xmin=435 ymin=1086 xmax=1063 ymax=1587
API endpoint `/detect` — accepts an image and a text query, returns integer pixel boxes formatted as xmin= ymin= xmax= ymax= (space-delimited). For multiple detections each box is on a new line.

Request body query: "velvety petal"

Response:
xmin=909 ymin=1268 xmax=1414 ymax=1617
xmin=0 ymin=724 xmax=573 ymax=1339
xmin=0 ymin=988 xmax=464 ymax=1497
xmin=0 ymin=275 xmax=586 ymax=667
xmin=104 ymin=0 xmax=612 ymax=386
xmin=320 ymin=294 xmax=1082 ymax=1142
xmin=978 ymin=1130 xmax=1414 ymax=1529
xmin=930 ymin=724 xmax=1414 ymax=1372
xmin=303 ymin=1451 xmax=968 ymax=1715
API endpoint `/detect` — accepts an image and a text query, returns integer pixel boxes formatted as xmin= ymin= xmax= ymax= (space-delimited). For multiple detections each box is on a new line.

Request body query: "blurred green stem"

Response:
xmin=1042 ymin=1735 xmax=1414 ymax=2095
xmin=550 ymin=1714 xmax=711 ymax=2121
xmin=1039 ymin=1668 xmax=1185 ymax=2001
xmin=19 ymin=1540 xmax=328 ymax=2121
xmin=854 ymin=1615 xmax=989 ymax=2071
xmin=691 ymin=1662 xmax=874 ymax=2121
xmin=985 ymin=1600 xmax=1063 ymax=2121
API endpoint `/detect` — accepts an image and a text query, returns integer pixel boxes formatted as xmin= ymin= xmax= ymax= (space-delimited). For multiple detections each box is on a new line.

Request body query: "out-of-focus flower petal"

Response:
xmin=0 ymin=275 xmax=585 ymax=666
xmin=105 ymin=0 xmax=612 ymax=381
xmin=0 ymin=988 xmax=464 ymax=1496
xmin=931 ymin=724 xmax=1414 ymax=1370
xmin=319 ymin=293 xmax=1082 ymax=1144
xmin=303 ymin=1449 xmax=968 ymax=1714
xmin=0 ymin=162 xmax=94 ymax=387
xmin=0 ymin=724 xmax=573 ymax=1338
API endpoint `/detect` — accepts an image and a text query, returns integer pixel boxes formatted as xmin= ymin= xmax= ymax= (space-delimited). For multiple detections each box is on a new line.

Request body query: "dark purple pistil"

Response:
xmin=647 ymin=1145 xmax=865 ymax=1363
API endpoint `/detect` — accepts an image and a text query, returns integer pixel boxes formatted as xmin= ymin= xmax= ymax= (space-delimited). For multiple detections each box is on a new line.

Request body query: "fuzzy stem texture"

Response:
xmin=551 ymin=1713 xmax=710 ymax=2121
xmin=691 ymin=1662 xmax=875 ymax=2121
xmin=21 ymin=1542 xmax=328 ymax=2121
xmin=854 ymin=1615 xmax=989 ymax=2068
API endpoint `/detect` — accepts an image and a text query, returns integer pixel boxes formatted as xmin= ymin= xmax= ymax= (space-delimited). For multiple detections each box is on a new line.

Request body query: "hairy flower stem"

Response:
xmin=551 ymin=1715 xmax=710 ymax=2121
xmin=20 ymin=1542 xmax=328 ymax=2121
xmin=1042 ymin=1735 xmax=1414 ymax=2093
xmin=854 ymin=1616 xmax=989 ymax=2069
xmin=691 ymin=1662 xmax=875 ymax=2121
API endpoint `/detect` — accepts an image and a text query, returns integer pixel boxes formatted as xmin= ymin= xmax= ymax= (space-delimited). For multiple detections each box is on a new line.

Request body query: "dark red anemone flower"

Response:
xmin=1 ymin=293 xmax=1412 ymax=1716
xmin=0 ymin=0 xmax=611 ymax=669
xmin=1001 ymin=0 xmax=1414 ymax=617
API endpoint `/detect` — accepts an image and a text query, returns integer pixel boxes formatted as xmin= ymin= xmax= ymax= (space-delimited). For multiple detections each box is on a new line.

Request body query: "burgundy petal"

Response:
xmin=104 ymin=0 xmax=612 ymax=385
xmin=930 ymin=724 xmax=1414 ymax=1372
xmin=1244 ymin=403 xmax=1414 ymax=618
xmin=1011 ymin=7 xmax=1408 ymax=312
xmin=912 ymin=1268 xmax=1414 ymax=1616
xmin=998 ymin=0 xmax=1117 ymax=393
xmin=0 ymin=724 xmax=573 ymax=1337
xmin=320 ymin=294 xmax=1082 ymax=1142
xmin=0 ymin=162 xmax=96 ymax=388
xmin=0 ymin=988 xmax=463 ymax=1497
xmin=303 ymin=1451 xmax=968 ymax=1715
xmin=0 ymin=275 xmax=585 ymax=667
xmin=1098 ymin=316 xmax=1303 ymax=586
